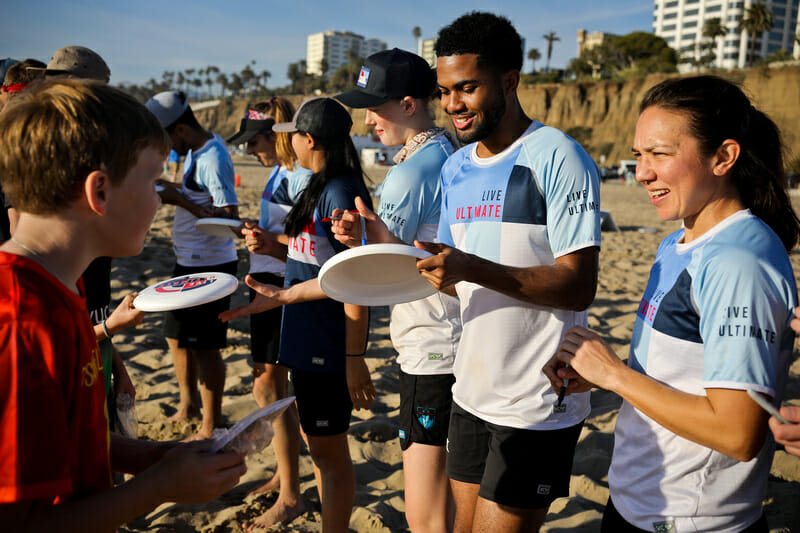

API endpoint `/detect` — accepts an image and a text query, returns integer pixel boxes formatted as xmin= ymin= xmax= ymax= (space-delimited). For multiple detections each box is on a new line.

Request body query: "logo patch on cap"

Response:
xmin=357 ymin=66 xmax=371 ymax=88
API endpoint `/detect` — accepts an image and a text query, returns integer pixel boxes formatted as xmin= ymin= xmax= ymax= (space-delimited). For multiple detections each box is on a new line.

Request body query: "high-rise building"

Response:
xmin=653 ymin=0 xmax=799 ymax=71
xmin=418 ymin=38 xmax=436 ymax=67
xmin=306 ymin=30 xmax=387 ymax=79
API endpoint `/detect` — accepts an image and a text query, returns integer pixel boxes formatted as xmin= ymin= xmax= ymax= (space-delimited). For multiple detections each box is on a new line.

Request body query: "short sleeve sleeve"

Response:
xmin=695 ymin=249 xmax=794 ymax=395
xmin=534 ymin=137 xmax=601 ymax=257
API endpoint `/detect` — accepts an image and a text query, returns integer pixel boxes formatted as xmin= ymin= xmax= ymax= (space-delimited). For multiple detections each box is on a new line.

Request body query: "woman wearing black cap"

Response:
xmin=226 ymin=97 xmax=311 ymax=528
xmin=333 ymin=48 xmax=461 ymax=533
xmin=222 ymin=97 xmax=374 ymax=532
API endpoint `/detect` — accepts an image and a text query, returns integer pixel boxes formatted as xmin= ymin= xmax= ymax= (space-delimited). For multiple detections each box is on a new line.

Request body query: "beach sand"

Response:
xmin=115 ymin=158 xmax=800 ymax=532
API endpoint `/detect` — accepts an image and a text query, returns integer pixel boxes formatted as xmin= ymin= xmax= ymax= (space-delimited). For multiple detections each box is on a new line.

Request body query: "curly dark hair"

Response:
xmin=434 ymin=11 xmax=523 ymax=73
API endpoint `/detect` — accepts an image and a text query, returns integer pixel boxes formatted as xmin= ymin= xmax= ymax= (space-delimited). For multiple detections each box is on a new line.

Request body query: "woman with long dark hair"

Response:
xmin=226 ymin=96 xmax=311 ymax=528
xmin=545 ymin=76 xmax=799 ymax=532
xmin=222 ymin=97 xmax=375 ymax=532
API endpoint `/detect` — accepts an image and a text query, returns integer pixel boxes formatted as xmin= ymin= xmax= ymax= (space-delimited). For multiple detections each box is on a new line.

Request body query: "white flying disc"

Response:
xmin=195 ymin=217 xmax=242 ymax=238
xmin=209 ymin=396 xmax=296 ymax=453
xmin=133 ymin=272 xmax=239 ymax=312
xmin=318 ymin=243 xmax=437 ymax=306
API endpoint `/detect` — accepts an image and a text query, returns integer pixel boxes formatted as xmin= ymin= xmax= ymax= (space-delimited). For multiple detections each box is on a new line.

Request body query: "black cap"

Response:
xmin=273 ymin=97 xmax=352 ymax=141
xmin=335 ymin=48 xmax=436 ymax=109
xmin=227 ymin=110 xmax=275 ymax=144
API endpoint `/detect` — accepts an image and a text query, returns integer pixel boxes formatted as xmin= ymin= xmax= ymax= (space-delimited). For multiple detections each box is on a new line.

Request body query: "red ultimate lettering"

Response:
xmin=455 ymin=204 xmax=502 ymax=220
xmin=289 ymin=236 xmax=316 ymax=256
xmin=638 ymin=298 xmax=657 ymax=322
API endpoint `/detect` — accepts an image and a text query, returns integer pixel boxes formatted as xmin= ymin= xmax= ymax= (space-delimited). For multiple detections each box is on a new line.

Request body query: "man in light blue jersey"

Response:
xmin=414 ymin=12 xmax=601 ymax=533
xmin=146 ymin=91 xmax=240 ymax=440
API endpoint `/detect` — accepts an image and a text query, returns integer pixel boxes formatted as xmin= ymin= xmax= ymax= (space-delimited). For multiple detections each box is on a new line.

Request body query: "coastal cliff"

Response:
xmin=197 ymin=65 xmax=800 ymax=168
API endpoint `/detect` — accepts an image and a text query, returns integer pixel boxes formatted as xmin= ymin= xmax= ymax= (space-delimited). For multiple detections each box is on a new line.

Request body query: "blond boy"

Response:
xmin=0 ymin=80 xmax=245 ymax=531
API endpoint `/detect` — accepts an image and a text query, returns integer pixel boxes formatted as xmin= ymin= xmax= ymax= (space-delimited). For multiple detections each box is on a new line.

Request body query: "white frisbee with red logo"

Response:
xmin=133 ymin=272 xmax=239 ymax=312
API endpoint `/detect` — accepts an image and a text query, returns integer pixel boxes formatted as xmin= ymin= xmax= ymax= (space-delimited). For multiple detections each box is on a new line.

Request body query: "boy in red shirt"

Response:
xmin=0 ymin=79 xmax=246 ymax=530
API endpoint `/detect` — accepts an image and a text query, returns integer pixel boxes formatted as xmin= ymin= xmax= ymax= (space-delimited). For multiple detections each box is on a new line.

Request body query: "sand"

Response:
xmin=113 ymin=158 xmax=800 ymax=532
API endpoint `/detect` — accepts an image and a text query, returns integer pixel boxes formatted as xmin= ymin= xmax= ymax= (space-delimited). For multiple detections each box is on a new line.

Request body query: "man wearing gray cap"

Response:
xmin=146 ymin=90 xmax=239 ymax=440
xmin=40 ymin=45 xmax=110 ymax=82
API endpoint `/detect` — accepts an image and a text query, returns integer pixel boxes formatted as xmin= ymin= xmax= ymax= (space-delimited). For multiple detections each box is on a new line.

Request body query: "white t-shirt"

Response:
xmin=173 ymin=134 xmax=238 ymax=267
xmin=378 ymin=134 xmax=461 ymax=375
xmin=437 ymin=121 xmax=601 ymax=429
xmin=249 ymin=165 xmax=311 ymax=275
xmin=609 ymin=210 xmax=797 ymax=532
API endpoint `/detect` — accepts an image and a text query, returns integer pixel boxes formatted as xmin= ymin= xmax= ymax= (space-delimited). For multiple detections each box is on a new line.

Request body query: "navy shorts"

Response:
xmin=248 ymin=272 xmax=284 ymax=365
xmin=163 ymin=261 xmax=238 ymax=349
xmin=446 ymin=402 xmax=583 ymax=509
xmin=398 ymin=370 xmax=455 ymax=450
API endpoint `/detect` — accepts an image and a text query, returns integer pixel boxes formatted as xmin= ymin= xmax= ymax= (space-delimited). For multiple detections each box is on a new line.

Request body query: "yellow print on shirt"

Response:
xmin=82 ymin=346 xmax=103 ymax=388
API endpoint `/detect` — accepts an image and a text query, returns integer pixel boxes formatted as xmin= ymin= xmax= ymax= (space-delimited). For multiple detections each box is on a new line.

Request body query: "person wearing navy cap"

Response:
xmin=334 ymin=47 xmax=462 ymax=533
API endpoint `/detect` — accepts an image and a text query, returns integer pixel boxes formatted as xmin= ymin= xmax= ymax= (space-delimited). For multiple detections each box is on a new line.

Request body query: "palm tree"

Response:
xmin=259 ymin=70 xmax=271 ymax=93
xmin=527 ymin=48 xmax=541 ymax=74
xmin=216 ymin=73 xmax=229 ymax=99
xmin=412 ymin=26 xmax=422 ymax=50
xmin=700 ymin=17 xmax=727 ymax=69
xmin=176 ymin=72 xmax=185 ymax=93
xmin=738 ymin=2 xmax=775 ymax=66
xmin=542 ymin=31 xmax=561 ymax=73
xmin=241 ymin=65 xmax=256 ymax=94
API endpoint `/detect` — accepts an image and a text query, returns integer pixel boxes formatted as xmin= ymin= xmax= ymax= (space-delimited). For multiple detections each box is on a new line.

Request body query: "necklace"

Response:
xmin=10 ymin=236 xmax=54 ymax=273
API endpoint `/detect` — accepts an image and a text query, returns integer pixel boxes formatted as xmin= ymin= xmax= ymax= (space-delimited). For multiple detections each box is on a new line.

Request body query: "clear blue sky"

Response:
xmin=1 ymin=0 xmax=653 ymax=88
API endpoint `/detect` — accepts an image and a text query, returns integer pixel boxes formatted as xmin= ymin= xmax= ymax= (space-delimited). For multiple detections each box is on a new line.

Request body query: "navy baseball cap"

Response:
xmin=335 ymin=48 xmax=436 ymax=109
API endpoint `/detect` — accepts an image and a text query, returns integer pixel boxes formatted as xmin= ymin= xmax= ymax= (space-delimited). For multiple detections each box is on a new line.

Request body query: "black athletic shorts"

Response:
xmin=163 ymin=261 xmax=238 ymax=349
xmin=446 ymin=402 xmax=583 ymax=509
xmin=291 ymin=368 xmax=352 ymax=436
xmin=601 ymin=498 xmax=769 ymax=533
xmin=398 ymin=370 xmax=455 ymax=451
xmin=248 ymin=272 xmax=284 ymax=365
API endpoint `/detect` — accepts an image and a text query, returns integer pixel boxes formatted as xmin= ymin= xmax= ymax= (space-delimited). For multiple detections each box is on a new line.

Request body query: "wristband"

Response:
xmin=102 ymin=319 xmax=112 ymax=340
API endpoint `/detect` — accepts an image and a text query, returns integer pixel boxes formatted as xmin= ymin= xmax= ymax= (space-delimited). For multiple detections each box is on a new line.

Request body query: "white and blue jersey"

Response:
xmin=250 ymin=165 xmax=312 ymax=276
xmin=379 ymin=135 xmax=462 ymax=375
xmin=173 ymin=134 xmax=239 ymax=267
xmin=279 ymin=174 xmax=372 ymax=373
xmin=439 ymin=121 xmax=601 ymax=429
xmin=609 ymin=210 xmax=797 ymax=532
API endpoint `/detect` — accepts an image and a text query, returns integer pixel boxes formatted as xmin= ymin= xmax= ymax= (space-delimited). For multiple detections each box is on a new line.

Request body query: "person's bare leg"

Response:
xmin=450 ymin=478 xmax=480 ymax=533
xmin=166 ymin=337 xmax=200 ymax=421
xmin=249 ymin=363 xmax=286 ymax=494
xmin=403 ymin=443 xmax=453 ymax=533
xmin=247 ymin=364 xmax=305 ymax=528
xmin=471 ymin=497 xmax=547 ymax=533
xmin=191 ymin=347 xmax=225 ymax=439
xmin=306 ymin=433 xmax=354 ymax=533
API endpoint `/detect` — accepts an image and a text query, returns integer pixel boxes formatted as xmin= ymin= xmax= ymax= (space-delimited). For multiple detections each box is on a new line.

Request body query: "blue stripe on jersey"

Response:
xmin=652 ymin=270 xmax=701 ymax=343
xmin=502 ymin=165 xmax=546 ymax=225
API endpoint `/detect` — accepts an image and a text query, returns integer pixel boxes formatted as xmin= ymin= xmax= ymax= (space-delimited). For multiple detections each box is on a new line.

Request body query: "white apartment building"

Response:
xmin=653 ymin=0 xmax=799 ymax=71
xmin=418 ymin=38 xmax=436 ymax=67
xmin=306 ymin=30 xmax=387 ymax=79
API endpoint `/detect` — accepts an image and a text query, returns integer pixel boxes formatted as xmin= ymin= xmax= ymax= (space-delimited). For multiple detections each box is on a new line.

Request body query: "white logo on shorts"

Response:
xmin=537 ymin=484 xmax=551 ymax=495
xmin=316 ymin=420 xmax=329 ymax=427
xmin=312 ymin=357 xmax=325 ymax=365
